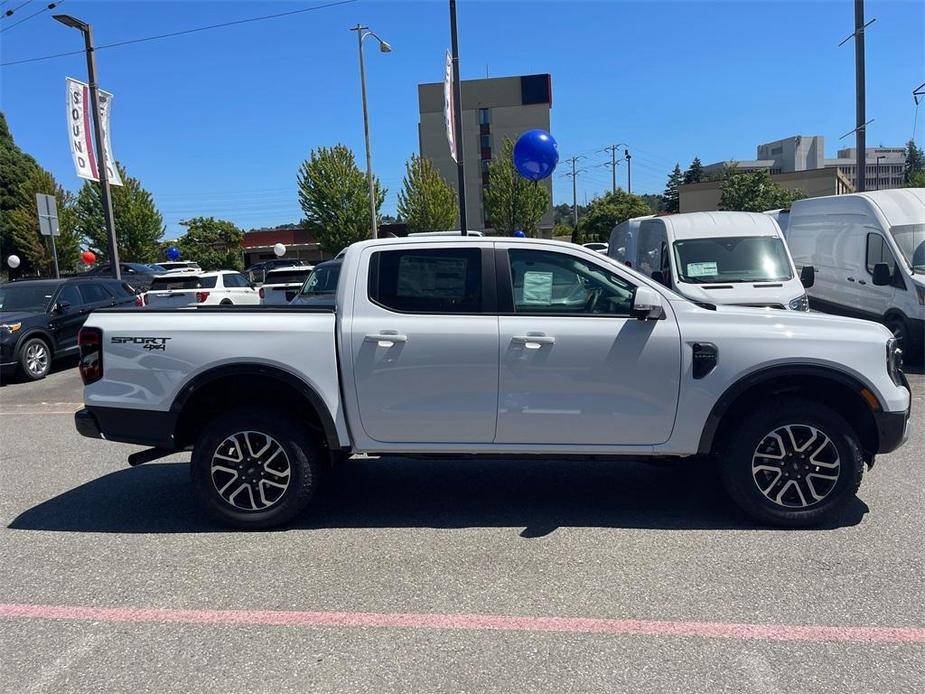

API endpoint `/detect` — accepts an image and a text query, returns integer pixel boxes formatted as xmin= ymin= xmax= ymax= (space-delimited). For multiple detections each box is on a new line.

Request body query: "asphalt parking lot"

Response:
xmin=0 ymin=362 xmax=923 ymax=693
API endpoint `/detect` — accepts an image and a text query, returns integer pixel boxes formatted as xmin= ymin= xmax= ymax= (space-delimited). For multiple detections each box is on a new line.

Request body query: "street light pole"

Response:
xmin=54 ymin=14 xmax=121 ymax=279
xmin=625 ymin=149 xmax=632 ymax=194
xmin=350 ymin=24 xmax=391 ymax=240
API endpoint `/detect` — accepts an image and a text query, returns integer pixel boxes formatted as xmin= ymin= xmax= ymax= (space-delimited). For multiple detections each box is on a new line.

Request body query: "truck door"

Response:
xmin=349 ymin=244 xmax=499 ymax=444
xmin=494 ymin=244 xmax=681 ymax=446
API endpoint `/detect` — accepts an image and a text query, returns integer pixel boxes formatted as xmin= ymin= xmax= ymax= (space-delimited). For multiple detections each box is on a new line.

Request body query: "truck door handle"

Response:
xmin=365 ymin=332 xmax=408 ymax=347
xmin=512 ymin=334 xmax=555 ymax=349
xmin=847 ymin=277 xmax=856 ymax=282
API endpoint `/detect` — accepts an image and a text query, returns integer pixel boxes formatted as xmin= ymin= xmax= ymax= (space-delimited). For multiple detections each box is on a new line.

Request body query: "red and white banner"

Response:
xmin=443 ymin=51 xmax=457 ymax=163
xmin=66 ymin=77 xmax=122 ymax=186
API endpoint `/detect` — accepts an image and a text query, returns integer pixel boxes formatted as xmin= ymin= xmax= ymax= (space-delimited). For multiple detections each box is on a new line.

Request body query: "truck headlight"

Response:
xmin=886 ymin=337 xmax=903 ymax=386
xmin=0 ymin=322 xmax=22 ymax=333
xmin=788 ymin=294 xmax=809 ymax=311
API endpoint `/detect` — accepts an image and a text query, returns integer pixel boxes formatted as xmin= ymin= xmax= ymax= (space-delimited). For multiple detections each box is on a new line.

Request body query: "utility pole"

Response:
xmin=449 ymin=0 xmax=468 ymax=235
xmin=854 ymin=0 xmax=866 ymax=192
xmin=603 ymin=145 xmax=619 ymax=193
xmin=54 ymin=15 xmax=120 ymax=279
xmin=562 ymin=156 xmax=584 ymax=243
xmin=625 ymin=148 xmax=632 ymax=194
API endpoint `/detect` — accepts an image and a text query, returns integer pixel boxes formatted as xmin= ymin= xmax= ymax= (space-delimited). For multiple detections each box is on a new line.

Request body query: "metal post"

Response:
xmin=610 ymin=146 xmax=616 ymax=193
xmin=625 ymin=149 xmax=632 ymax=194
xmin=83 ymin=25 xmax=120 ymax=279
xmin=49 ymin=232 xmax=60 ymax=279
xmin=449 ymin=0 xmax=468 ymax=235
xmin=571 ymin=158 xmax=578 ymax=228
xmin=854 ymin=0 xmax=866 ymax=192
xmin=354 ymin=25 xmax=379 ymax=240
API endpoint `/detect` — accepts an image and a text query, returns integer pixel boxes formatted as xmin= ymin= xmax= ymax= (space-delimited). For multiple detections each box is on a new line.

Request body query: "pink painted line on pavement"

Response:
xmin=1 ymin=603 xmax=922 ymax=644
xmin=0 ymin=411 xmax=78 ymax=416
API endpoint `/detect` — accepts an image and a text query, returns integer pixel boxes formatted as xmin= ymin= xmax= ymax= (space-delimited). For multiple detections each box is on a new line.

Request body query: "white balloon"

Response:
xmin=6 ymin=255 xmax=20 ymax=269
xmin=273 ymin=243 xmax=286 ymax=257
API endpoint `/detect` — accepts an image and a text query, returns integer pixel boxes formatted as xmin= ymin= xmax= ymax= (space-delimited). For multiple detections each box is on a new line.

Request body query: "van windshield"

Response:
xmin=889 ymin=224 xmax=925 ymax=273
xmin=673 ymin=236 xmax=793 ymax=283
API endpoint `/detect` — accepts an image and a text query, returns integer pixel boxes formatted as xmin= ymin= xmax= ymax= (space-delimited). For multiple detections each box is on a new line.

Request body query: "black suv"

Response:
xmin=0 ymin=277 xmax=140 ymax=381
xmin=81 ymin=262 xmax=165 ymax=291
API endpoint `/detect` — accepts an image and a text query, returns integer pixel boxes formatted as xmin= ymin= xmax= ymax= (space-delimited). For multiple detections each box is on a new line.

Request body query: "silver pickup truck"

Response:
xmin=74 ymin=237 xmax=910 ymax=528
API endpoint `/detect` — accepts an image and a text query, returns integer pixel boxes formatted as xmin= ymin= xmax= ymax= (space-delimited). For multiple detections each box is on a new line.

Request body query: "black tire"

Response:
xmin=18 ymin=336 xmax=52 ymax=381
xmin=220 ymin=299 xmax=233 ymax=306
xmin=719 ymin=398 xmax=863 ymax=527
xmin=884 ymin=314 xmax=909 ymax=353
xmin=190 ymin=408 xmax=322 ymax=529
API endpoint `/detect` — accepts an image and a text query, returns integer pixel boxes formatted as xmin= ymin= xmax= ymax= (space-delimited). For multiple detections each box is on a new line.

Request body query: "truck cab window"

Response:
xmin=370 ymin=248 xmax=482 ymax=313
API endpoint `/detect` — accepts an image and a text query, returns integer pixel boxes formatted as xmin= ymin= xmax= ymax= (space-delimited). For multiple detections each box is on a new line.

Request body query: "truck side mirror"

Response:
xmin=632 ymin=286 xmax=664 ymax=320
xmin=800 ymin=265 xmax=815 ymax=288
xmin=871 ymin=262 xmax=892 ymax=286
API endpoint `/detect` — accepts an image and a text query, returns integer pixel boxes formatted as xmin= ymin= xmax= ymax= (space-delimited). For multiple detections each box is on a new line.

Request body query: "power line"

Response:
xmin=1 ymin=1 xmax=63 ymax=34
xmin=2 ymin=0 xmax=33 ymax=18
xmin=1 ymin=0 xmax=357 ymax=67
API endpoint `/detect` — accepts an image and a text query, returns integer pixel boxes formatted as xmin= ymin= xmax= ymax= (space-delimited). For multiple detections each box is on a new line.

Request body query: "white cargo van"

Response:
xmin=616 ymin=212 xmax=809 ymax=310
xmin=607 ymin=214 xmax=651 ymax=267
xmin=787 ymin=188 xmax=925 ymax=356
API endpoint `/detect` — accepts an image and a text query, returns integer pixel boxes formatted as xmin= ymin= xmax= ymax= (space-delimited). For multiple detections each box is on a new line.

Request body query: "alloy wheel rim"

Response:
xmin=751 ymin=424 xmax=841 ymax=508
xmin=25 ymin=343 xmax=48 ymax=376
xmin=210 ymin=431 xmax=291 ymax=511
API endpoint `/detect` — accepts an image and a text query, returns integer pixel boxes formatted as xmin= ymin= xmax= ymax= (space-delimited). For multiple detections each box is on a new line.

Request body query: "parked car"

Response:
xmin=787 ymin=188 xmax=925 ymax=357
xmin=75 ymin=236 xmax=909 ymax=529
xmin=582 ymin=242 xmax=609 ymax=254
xmin=156 ymin=261 xmax=202 ymax=274
xmin=614 ymin=211 xmax=809 ymax=310
xmin=143 ymin=271 xmax=259 ymax=307
xmin=245 ymin=258 xmax=307 ymax=284
xmin=0 ymin=277 xmax=140 ymax=380
xmin=289 ymin=258 xmax=342 ymax=308
xmin=259 ymin=266 xmax=314 ymax=305
xmin=81 ymin=262 xmax=165 ymax=291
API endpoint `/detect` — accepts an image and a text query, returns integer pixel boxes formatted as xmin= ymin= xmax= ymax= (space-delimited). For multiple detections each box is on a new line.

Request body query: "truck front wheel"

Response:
xmin=190 ymin=408 xmax=322 ymax=529
xmin=719 ymin=398 xmax=864 ymax=527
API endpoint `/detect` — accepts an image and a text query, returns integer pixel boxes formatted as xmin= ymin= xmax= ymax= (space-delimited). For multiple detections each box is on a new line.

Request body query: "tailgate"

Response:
xmin=146 ymin=290 xmax=197 ymax=307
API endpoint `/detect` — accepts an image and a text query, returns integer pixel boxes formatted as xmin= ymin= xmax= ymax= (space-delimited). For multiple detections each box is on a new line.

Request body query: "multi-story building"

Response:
xmin=418 ymin=73 xmax=554 ymax=234
xmin=823 ymin=147 xmax=906 ymax=191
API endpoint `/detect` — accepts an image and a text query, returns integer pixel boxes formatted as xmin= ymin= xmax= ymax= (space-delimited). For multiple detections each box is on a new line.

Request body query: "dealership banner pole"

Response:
xmin=449 ymin=0 xmax=468 ymax=235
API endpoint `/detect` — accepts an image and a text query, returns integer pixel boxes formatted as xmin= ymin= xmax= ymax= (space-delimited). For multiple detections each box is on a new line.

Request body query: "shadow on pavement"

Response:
xmin=0 ymin=355 xmax=79 ymax=387
xmin=8 ymin=456 xmax=869 ymax=535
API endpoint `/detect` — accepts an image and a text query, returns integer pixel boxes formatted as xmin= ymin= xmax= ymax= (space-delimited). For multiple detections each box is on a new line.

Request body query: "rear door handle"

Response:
xmin=858 ymin=279 xmax=867 ymax=285
xmin=365 ymin=332 xmax=408 ymax=347
xmin=847 ymin=277 xmax=856 ymax=282
xmin=512 ymin=334 xmax=555 ymax=349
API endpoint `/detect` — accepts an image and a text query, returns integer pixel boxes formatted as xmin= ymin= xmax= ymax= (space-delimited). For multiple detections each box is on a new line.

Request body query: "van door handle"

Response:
xmin=512 ymin=334 xmax=555 ymax=349
xmin=365 ymin=332 xmax=408 ymax=347
xmin=847 ymin=277 xmax=856 ymax=282
xmin=857 ymin=279 xmax=867 ymax=285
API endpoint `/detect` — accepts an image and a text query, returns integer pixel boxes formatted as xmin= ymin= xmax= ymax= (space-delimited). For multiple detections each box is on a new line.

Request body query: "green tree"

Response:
xmin=7 ymin=167 xmax=81 ymax=275
xmin=639 ymin=193 xmax=665 ymax=214
xmin=553 ymin=202 xmax=586 ymax=226
xmin=577 ymin=190 xmax=652 ymax=243
xmin=683 ymin=156 xmax=704 ymax=185
xmin=483 ymin=138 xmax=550 ymax=237
xmin=904 ymin=139 xmax=925 ymax=183
xmin=175 ymin=217 xmax=244 ymax=271
xmin=396 ymin=154 xmax=458 ymax=232
xmin=0 ymin=112 xmax=39 ymax=266
xmin=552 ymin=222 xmax=574 ymax=239
xmin=73 ymin=161 xmax=164 ymax=263
xmin=663 ymin=164 xmax=682 ymax=213
xmin=719 ymin=170 xmax=805 ymax=212
xmin=906 ymin=170 xmax=925 ymax=188
xmin=297 ymin=144 xmax=385 ymax=256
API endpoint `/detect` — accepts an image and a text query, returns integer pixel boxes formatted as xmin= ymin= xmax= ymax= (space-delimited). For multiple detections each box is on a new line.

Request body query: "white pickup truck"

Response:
xmin=74 ymin=237 xmax=911 ymax=529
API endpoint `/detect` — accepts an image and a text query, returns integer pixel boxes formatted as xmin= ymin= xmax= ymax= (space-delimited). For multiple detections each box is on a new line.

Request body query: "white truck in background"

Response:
xmin=74 ymin=236 xmax=910 ymax=529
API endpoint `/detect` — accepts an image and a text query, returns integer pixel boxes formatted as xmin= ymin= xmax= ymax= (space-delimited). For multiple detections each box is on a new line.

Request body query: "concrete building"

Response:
xmin=418 ymin=73 xmax=554 ymax=234
xmin=824 ymin=146 xmax=906 ymax=191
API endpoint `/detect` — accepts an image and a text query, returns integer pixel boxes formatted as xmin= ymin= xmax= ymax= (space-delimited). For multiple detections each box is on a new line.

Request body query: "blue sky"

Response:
xmin=1 ymin=0 xmax=923 ymax=237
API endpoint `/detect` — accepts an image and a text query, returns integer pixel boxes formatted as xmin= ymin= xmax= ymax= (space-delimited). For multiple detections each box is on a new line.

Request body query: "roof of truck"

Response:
xmin=643 ymin=211 xmax=782 ymax=240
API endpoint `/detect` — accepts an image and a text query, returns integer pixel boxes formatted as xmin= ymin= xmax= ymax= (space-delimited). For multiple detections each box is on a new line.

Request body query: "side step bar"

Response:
xmin=127 ymin=448 xmax=175 ymax=467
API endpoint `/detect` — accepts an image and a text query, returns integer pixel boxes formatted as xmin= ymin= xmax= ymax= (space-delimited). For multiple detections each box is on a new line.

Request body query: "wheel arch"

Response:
xmin=14 ymin=328 xmax=55 ymax=362
xmin=170 ymin=363 xmax=343 ymax=452
xmin=699 ymin=364 xmax=882 ymax=459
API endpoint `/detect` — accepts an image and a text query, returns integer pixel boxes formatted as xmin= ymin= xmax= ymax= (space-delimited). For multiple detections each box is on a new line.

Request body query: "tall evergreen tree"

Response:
xmin=683 ymin=157 xmax=704 ymax=185
xmin=396 ymin=154 xmax=458 ymax=232
xmin=663 ymin=164 xmax=683 ymax=213
xmin=483 ymin=138 xmax=550 ymax=236
xmin=297 ymin=144 xmax=385 ymax=256
xmin=74 ymin=161 xmax=164 ymax=263
xmin=0 ymin=112 xmax=39 ymax=264
xmin=904 ymin=139 xmax=925 ymax=184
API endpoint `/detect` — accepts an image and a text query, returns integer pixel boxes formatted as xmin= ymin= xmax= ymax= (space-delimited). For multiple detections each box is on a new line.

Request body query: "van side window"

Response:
xmin=638 ymin=225 xmax=667 ymax=279
xmin=865 ymin=233 xmax=895 ymax=274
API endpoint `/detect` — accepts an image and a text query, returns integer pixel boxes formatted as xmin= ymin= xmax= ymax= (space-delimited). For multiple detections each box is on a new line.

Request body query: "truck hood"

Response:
xmin=675 ymin=280 xmax=803 ymax=309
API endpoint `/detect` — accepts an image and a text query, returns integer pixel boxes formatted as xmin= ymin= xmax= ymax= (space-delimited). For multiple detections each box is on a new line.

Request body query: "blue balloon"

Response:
xmin=165 ymin=246 xmax=180 ymax=261
xmin=513 ymin=230 xmax=526 ymax=238
xmin=513 ymin=129 xmax=559 ymax=181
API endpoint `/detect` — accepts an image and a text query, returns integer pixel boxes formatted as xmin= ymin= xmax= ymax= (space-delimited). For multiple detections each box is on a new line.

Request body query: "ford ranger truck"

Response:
xmin=74 ymin=236 xmax=911 ymax=529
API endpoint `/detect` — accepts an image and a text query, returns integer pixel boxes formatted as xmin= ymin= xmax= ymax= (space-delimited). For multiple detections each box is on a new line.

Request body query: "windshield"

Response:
xmin=299 ymin=264 xmax=341 ymax=295
xmin=265 ymin=270 xmax=311 ymax=285
xmin=889 ymin=224 xmax=925 ymax=272
xmin=673 ymin=236 xmax=793 ymax=284
xmin=148 ymin=264 xmax=167 ymax=272
xmin=0 ymin=285 xmax=54 ymax=312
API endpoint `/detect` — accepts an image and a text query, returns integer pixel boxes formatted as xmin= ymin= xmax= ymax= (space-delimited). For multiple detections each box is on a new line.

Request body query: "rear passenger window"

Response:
xmin=78 ymin=283 xmax=113 ymax=304
xmin=223 ymin=274 xmax=248 ymax=288
xmin=866 ymin=233 xmax=895 ymax=274
xmin=369 ymin=248 xmax=482 ymax=313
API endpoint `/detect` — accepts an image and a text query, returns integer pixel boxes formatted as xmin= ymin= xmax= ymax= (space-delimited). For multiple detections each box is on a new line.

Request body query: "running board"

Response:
xmin=127 ymin=448 xmax=174 ymax=467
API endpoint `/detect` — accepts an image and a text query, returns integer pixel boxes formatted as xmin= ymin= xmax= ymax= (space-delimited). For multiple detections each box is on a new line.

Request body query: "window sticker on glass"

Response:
xmin=686 ymin=261 xmax=718 ymax=277
xmin=522 ymin=271 xmax=554 ymax=304
xmin=397 ymin=256 xmax=467 ymax=298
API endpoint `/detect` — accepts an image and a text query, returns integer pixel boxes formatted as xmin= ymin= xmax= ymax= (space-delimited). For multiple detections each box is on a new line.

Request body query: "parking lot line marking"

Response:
xmin=0 ymin=411 xmax=78 ymax=415
xmin=1 ymin=603 xmax=922 ymax=644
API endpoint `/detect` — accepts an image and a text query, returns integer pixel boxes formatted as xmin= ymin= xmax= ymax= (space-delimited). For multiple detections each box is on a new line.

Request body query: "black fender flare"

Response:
xmin=697 ymin=363 xmax=881 ymax=454
xmin=170 ymin=363 xmax=343 ymax=450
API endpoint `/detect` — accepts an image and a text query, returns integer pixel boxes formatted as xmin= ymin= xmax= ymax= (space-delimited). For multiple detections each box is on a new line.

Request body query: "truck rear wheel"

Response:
xmin=719 ymin=398 xmax=864 ymax=527
xmin=190 ymin=408 xmax=322 ymax=529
